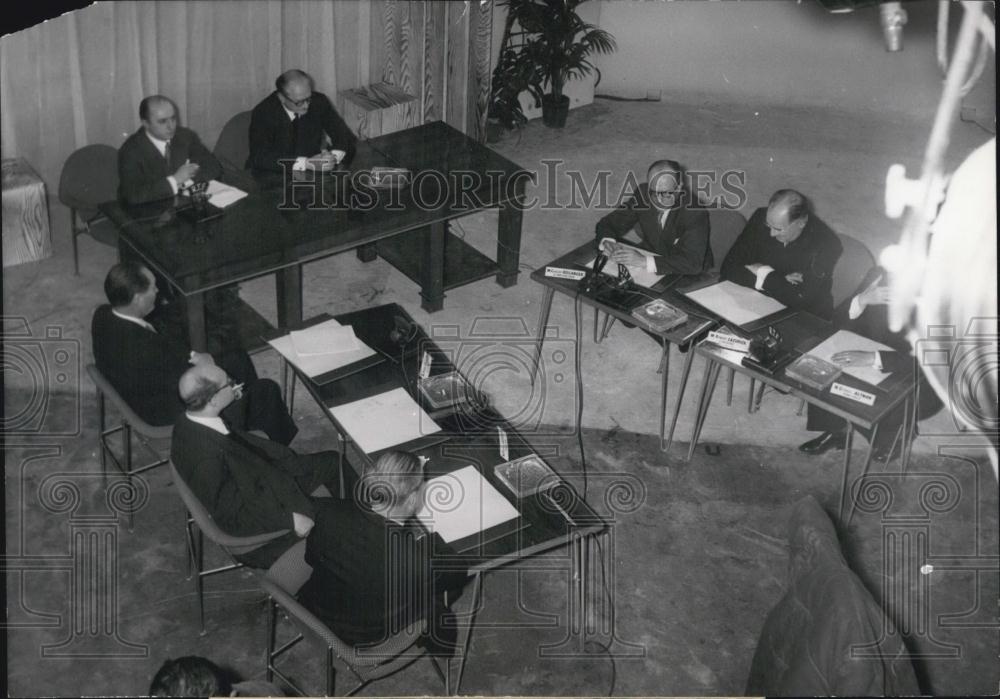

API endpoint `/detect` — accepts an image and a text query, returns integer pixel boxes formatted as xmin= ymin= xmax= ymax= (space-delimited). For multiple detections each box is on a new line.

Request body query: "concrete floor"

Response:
xmin=4 ymin=98 xmax=998 ymax=696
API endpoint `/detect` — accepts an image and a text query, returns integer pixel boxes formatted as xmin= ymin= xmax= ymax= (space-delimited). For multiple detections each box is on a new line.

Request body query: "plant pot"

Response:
xmin=541 ymin=94 xmax=570 ymax=128
xmin=485 ymin=117 xmax=503 ymax=144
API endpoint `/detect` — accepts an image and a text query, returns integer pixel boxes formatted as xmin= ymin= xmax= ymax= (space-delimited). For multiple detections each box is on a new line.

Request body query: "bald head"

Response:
xmin=275 ymin=70 xmax=314 ymax=115
xmin=766 ymin=189 xmax=809 ymax=244
xmin=139 ymin=95 xmax=178 ymax=141
xmin=179 ymin=364 xmax=228 ymax=415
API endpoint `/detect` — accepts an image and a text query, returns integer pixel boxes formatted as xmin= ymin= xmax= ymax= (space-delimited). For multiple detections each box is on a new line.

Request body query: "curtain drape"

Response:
xmin=0 ymin=0 xmax=366 ymax=198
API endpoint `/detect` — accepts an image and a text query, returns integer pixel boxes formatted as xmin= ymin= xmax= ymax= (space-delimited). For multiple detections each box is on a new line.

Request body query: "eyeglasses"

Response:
xmin=650 ymin=189 xmax=675 ymax=199
xmin=281 ymin=93 xmax=311 ymax=109
xmin=213 ymin=377 xmax=239 ymax=396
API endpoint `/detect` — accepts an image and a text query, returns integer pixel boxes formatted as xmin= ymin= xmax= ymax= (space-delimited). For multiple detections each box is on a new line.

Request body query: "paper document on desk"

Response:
xmin=205 ymin=180 xmax=248 ymax=208
xmin=268 ymin=320 xmax=377 ymax=378
xmin=684 ymin=280 xmax=786 ymax=326
xmin=808 ymin=330 xmax=893 ymax=387
xmin=329 ymin=387 xmax=441 ymax=454
xmin=290 ymin=323 xmax=361 ymax=356
xmin=416 ymin=465 xmax=519 ymax=543
xmin=589 ymin=240 xmax=666 ymax=288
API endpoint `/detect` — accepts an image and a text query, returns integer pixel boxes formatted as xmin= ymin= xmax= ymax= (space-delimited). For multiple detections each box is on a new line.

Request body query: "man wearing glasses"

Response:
xmin=247 ymin=69 xmax=357 ymax=177
xmin=595 ymin=159 xmax=713 ymax=277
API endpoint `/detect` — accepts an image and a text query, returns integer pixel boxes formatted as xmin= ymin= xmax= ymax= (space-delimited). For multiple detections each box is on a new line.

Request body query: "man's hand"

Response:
xmin=310 ymin=151 xmax=339 ymax=169
xmin=292 ymin=512 xmax=315 ymax=538
xmin=610 ymin=245 xmax=646 ymax=267
xmin=831 ymin=350 xmax=876 ymax=368
xmin=745 ymin=263 xmax=763 ymax=274
xmin=188 ymin=351 xmax=216 ymax=367
xmin=785 ymin=272 xmax=804 ymax=285
xmin=173 ymin=161 xmax=200 ymax=183
xmin=599 ymin=238 xmax=618 ymax=256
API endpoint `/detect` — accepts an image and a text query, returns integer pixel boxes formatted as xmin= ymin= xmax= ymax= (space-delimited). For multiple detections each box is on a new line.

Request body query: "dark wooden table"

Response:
xmin=271 ymin=303 xmax=616 ymax=692
xmin=101 ymin=121 xmax=529 ymax=351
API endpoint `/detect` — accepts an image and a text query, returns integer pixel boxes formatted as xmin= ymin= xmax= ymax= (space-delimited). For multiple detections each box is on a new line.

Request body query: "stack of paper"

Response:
xmin=416 ymin=465 xmax=520 ymax=543
xmin=808 ymin=330 xmax=893 ymax=387
xmin=268 ymin=319 xmax=377 ymax=378
xmin=684 ymin=280 xmax=786 ymax=326
xmin=329 ymin=387 xmax=441 ymax=454
xmin=205 ymin=179 xmax=248 ymax=208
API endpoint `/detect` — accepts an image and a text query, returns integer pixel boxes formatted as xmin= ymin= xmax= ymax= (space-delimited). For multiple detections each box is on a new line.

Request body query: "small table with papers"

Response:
xmin=267 ymin=302 xmax=621 ymax=691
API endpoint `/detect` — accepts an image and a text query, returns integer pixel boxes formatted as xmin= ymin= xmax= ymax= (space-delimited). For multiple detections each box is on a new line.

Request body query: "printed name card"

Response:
xmin=830 ymin=382 xmax=876 ymax=406
xmin=707 ymin=330 xmax=751 ymax=353
xmin=545 ymin=266 xmax=586 ymax=280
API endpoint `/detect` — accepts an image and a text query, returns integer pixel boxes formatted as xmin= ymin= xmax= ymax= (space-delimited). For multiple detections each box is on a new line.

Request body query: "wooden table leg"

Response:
xmin=686 ymin=359 xmax=721 ymax=462
xmin=187 ymin=293 xmax=208 ymax=352
xmin=275 ymin=264 xmax=303 ymax=331
xmin=356 ymin=243 xmax=378 ymax=262
xmin=420 ymin=221 xmax=446 ymax=313
xmin=496 ymin=202 xmax=522 ymax=288
xmin=837 ymin=422 xmax=856 ymax=521
xmin=663 ymin=345 xmax=696 ymax=452
xmin=658 ymin=341 xmax=671 ymax=451
xmin=531 ymin=287 xmax=555 ymax=385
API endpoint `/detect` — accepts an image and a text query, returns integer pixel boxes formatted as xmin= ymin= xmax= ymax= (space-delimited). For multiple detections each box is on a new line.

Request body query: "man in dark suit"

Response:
xmin=172 ymin=363 xmax=353 ymax=568
xmin=721 ymin=189 xmax=842 ymax=319
xmin=798 ymin=266 xmax=941 ymax=460
xmin=91 ymin=261 xmax=297 ymax=444
xmin=595 ymin=160 xmax=713 ymax=276
xmin=247 ymin=69 xmax=357 ymax=177
xmin=118 ymin=95 xmax=222 ymax=206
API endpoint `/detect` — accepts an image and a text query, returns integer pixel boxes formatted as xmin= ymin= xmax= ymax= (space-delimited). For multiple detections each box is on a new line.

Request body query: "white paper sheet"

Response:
xmin=588 ymin=239 xmax=666 ymax=289
xmin=268 ymin=320 xmax=377 ymax=378
xmin=416 ymin=465 xmax=520 ymax=543
xmin=684 ymin=280 xmax=787 ymax=326
xmin=205 ymin=179 xmax=248 ymax=208
xmin=329 ymin=387 xmax=441 ymax=454
xmin=290 ymin=322 xmax=360 ymax=356
xmin=808 ymin=329 xmax=894 ymax=387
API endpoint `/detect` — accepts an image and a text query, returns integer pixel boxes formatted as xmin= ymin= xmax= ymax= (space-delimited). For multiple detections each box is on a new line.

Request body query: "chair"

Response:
xmin=58 ymin=145 xmax=120 ymax=275
xmin=87 ymin=363 xmax=171 ymax=527
xmin=261 ymin=548 xmax=450 ymax=696
xmin=213 ymin=111 xmax=253 ymax=174
xmin=169 ymin=461 xmax=294 ymax=632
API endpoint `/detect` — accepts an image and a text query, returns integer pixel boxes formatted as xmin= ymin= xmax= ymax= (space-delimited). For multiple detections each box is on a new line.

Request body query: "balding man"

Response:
xmin=118 ymin=95 xmax=222 ymax=205
xmin=595 ymin=160 xmax=712 ymax=277
xmin=247 ymin=69 xmax=357 ymax=177
xmin=171 ymin=363 xmax=355 ymax=568
xmin=720 ymin=189 xmax=842 ymax=318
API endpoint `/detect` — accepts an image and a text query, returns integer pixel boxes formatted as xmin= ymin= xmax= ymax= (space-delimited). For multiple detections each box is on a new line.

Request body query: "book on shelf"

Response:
xmin=630 ymin=298 xmax=689 ymax=333
xmin=784 ymin=353 xmax=843 ymax=390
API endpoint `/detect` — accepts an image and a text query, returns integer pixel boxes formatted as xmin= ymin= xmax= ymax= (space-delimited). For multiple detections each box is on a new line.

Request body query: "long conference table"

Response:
xmin=270 ymin=303 xmax=622 ymax=692
xmin=101 ymin=121 xmax=530 ymax=352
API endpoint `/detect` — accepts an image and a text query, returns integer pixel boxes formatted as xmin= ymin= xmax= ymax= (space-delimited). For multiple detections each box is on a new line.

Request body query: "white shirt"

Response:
xmin=283 ymin=104 xmax=299 ymax=122
xmin=185 ymin=413 xmax=229 ymax=435
xmin=145 ymin=131 xmax=182 ymax=195
xmin=111 ymin=309 xmax=156 ymax=333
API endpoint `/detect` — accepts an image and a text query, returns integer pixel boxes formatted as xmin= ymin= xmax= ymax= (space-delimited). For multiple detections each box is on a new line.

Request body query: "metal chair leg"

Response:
xmin=747 ymin=378 xmax=755 ymax=413
xmin=752 ymin=381 xmax=766 ymax=413
xmin=796 ymin=398 xmax=806 ymax=416
xmin=725 ymin=367 xmax=735 ymax=406
xmin=266 ymin=598 xmax=277 ymax=682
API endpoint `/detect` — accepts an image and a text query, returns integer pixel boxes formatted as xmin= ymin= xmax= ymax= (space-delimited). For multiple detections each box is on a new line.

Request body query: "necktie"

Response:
xmin=291 ymin=113 xmax=301 ymax=154
xmin=163 ymin=140 xmax=171 ymax=166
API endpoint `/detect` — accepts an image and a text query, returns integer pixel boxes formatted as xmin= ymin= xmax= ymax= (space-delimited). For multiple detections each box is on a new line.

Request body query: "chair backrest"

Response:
xmin=169 ymin=460 xmax=290 ymax=553
xmin=708 ymin=209 xmax=748 ymax=270
xmin=831 ymin=234 xmax=876 ymax=308
xmin=213 ymin=111 xmax=253 ymax=171
xmin=86 ymin=363 xmax=173 ymax=438
xmin=59 ymin=145 xmax=120 ymax=216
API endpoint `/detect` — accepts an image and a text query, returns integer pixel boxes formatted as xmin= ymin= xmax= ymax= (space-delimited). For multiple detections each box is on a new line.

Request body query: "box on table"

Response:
xmin=337 ymin=82 xmax=416 ymax=140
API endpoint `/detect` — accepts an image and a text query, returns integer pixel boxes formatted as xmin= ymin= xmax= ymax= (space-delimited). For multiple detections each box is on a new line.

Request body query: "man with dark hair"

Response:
xmin=149 ymin=655 xmax=283 ymax=697
xmin=118 ymin=95 xmax=222 ymax=205
xmin=595 ymin=159 xmax=713 ymax=277
xmin=171 ymin=363 xmax=353 ymax=568
xmin=247 ymin=69 xmax=357 ymax=176
xmin=720 ymin=189 xmax=842 ymax=318
xmin=91 ymin=261 xmax=297 ymax=444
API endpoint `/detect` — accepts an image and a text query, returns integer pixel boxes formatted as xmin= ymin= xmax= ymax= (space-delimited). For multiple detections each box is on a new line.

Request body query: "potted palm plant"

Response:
xmin=508 ymin=0 xmax=616 ymax=128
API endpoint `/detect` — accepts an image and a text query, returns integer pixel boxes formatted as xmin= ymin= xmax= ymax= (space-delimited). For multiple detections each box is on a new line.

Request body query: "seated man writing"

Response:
xmin=247 ymin=69 xmax=357 ymax=177
xmin=298 ymin=450 xmax=469 ymax=654
xmin=720 ymin=189 xmax=842 ymax=319
xmin=118 ymin=95 xmax=222 ymax=206
xmin=171 ymin=363 xmax=354 ymax=568
xmin=595 ymin=159 xmax=712 ymax=277
xmin=91 ymin=261 xmax=297 ymax=445
xmin=799 ymin=266 xmax=940 ymax=460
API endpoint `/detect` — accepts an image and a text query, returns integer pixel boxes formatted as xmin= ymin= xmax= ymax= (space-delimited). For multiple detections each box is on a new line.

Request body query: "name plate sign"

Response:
xmin=830 ymin=382 xmax=876 ymax=406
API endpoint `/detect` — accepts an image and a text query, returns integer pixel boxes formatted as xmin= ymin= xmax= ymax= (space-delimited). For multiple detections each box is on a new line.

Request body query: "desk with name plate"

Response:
xmin=530 ymin=241 xmax=717 ymax=450
xmin=267 ymin=303 xmax=618 ymax=692
xmin=101 ymin=121 xmax=529 ymax=352
xmin=663 ymin=306 xmax=919 ymax=525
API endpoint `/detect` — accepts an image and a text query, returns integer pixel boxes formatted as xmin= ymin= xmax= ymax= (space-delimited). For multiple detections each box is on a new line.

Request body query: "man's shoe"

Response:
xmin=798 ymin=431 xmax=847 ymax=455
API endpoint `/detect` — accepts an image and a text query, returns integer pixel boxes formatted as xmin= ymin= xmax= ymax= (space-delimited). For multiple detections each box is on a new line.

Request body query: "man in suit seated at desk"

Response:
xmin=247 ymin=69 xmax=357 ymax=179
xmin=720 ymin=189 xmax=842 ymax=319
xmin=595 ymin=159 xmax=712 ymax=277
xmin=172 ymin=363 xmax=354 ymax=568
xmin=118 ymin=95 xmax=222 ymax=206
xmin=799 ymin=266 xmax=941 ymax=460
xmin=298 ymin=450 xmax=469 ymax=654
xmin=92 ymin=261 xmax=297 ymax=445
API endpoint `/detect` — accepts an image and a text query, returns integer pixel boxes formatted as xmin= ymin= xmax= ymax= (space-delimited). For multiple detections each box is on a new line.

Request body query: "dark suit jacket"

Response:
xmin=298 ymin=496 xmax=468 ymax=646
xmin=117 ymin=126 xmax=222 ymax=205
xmin=595 ymin=183 xmax=713 ymax=276
xmin=720 ymin=207 xmax=842 ymax=319
xmin=246 ymin=91 xmax=357 ymax=174
xmin=91 ymin=304 xmax=191 ymax=426
xmin=171 ymin=415 xmax=317 ymax=538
